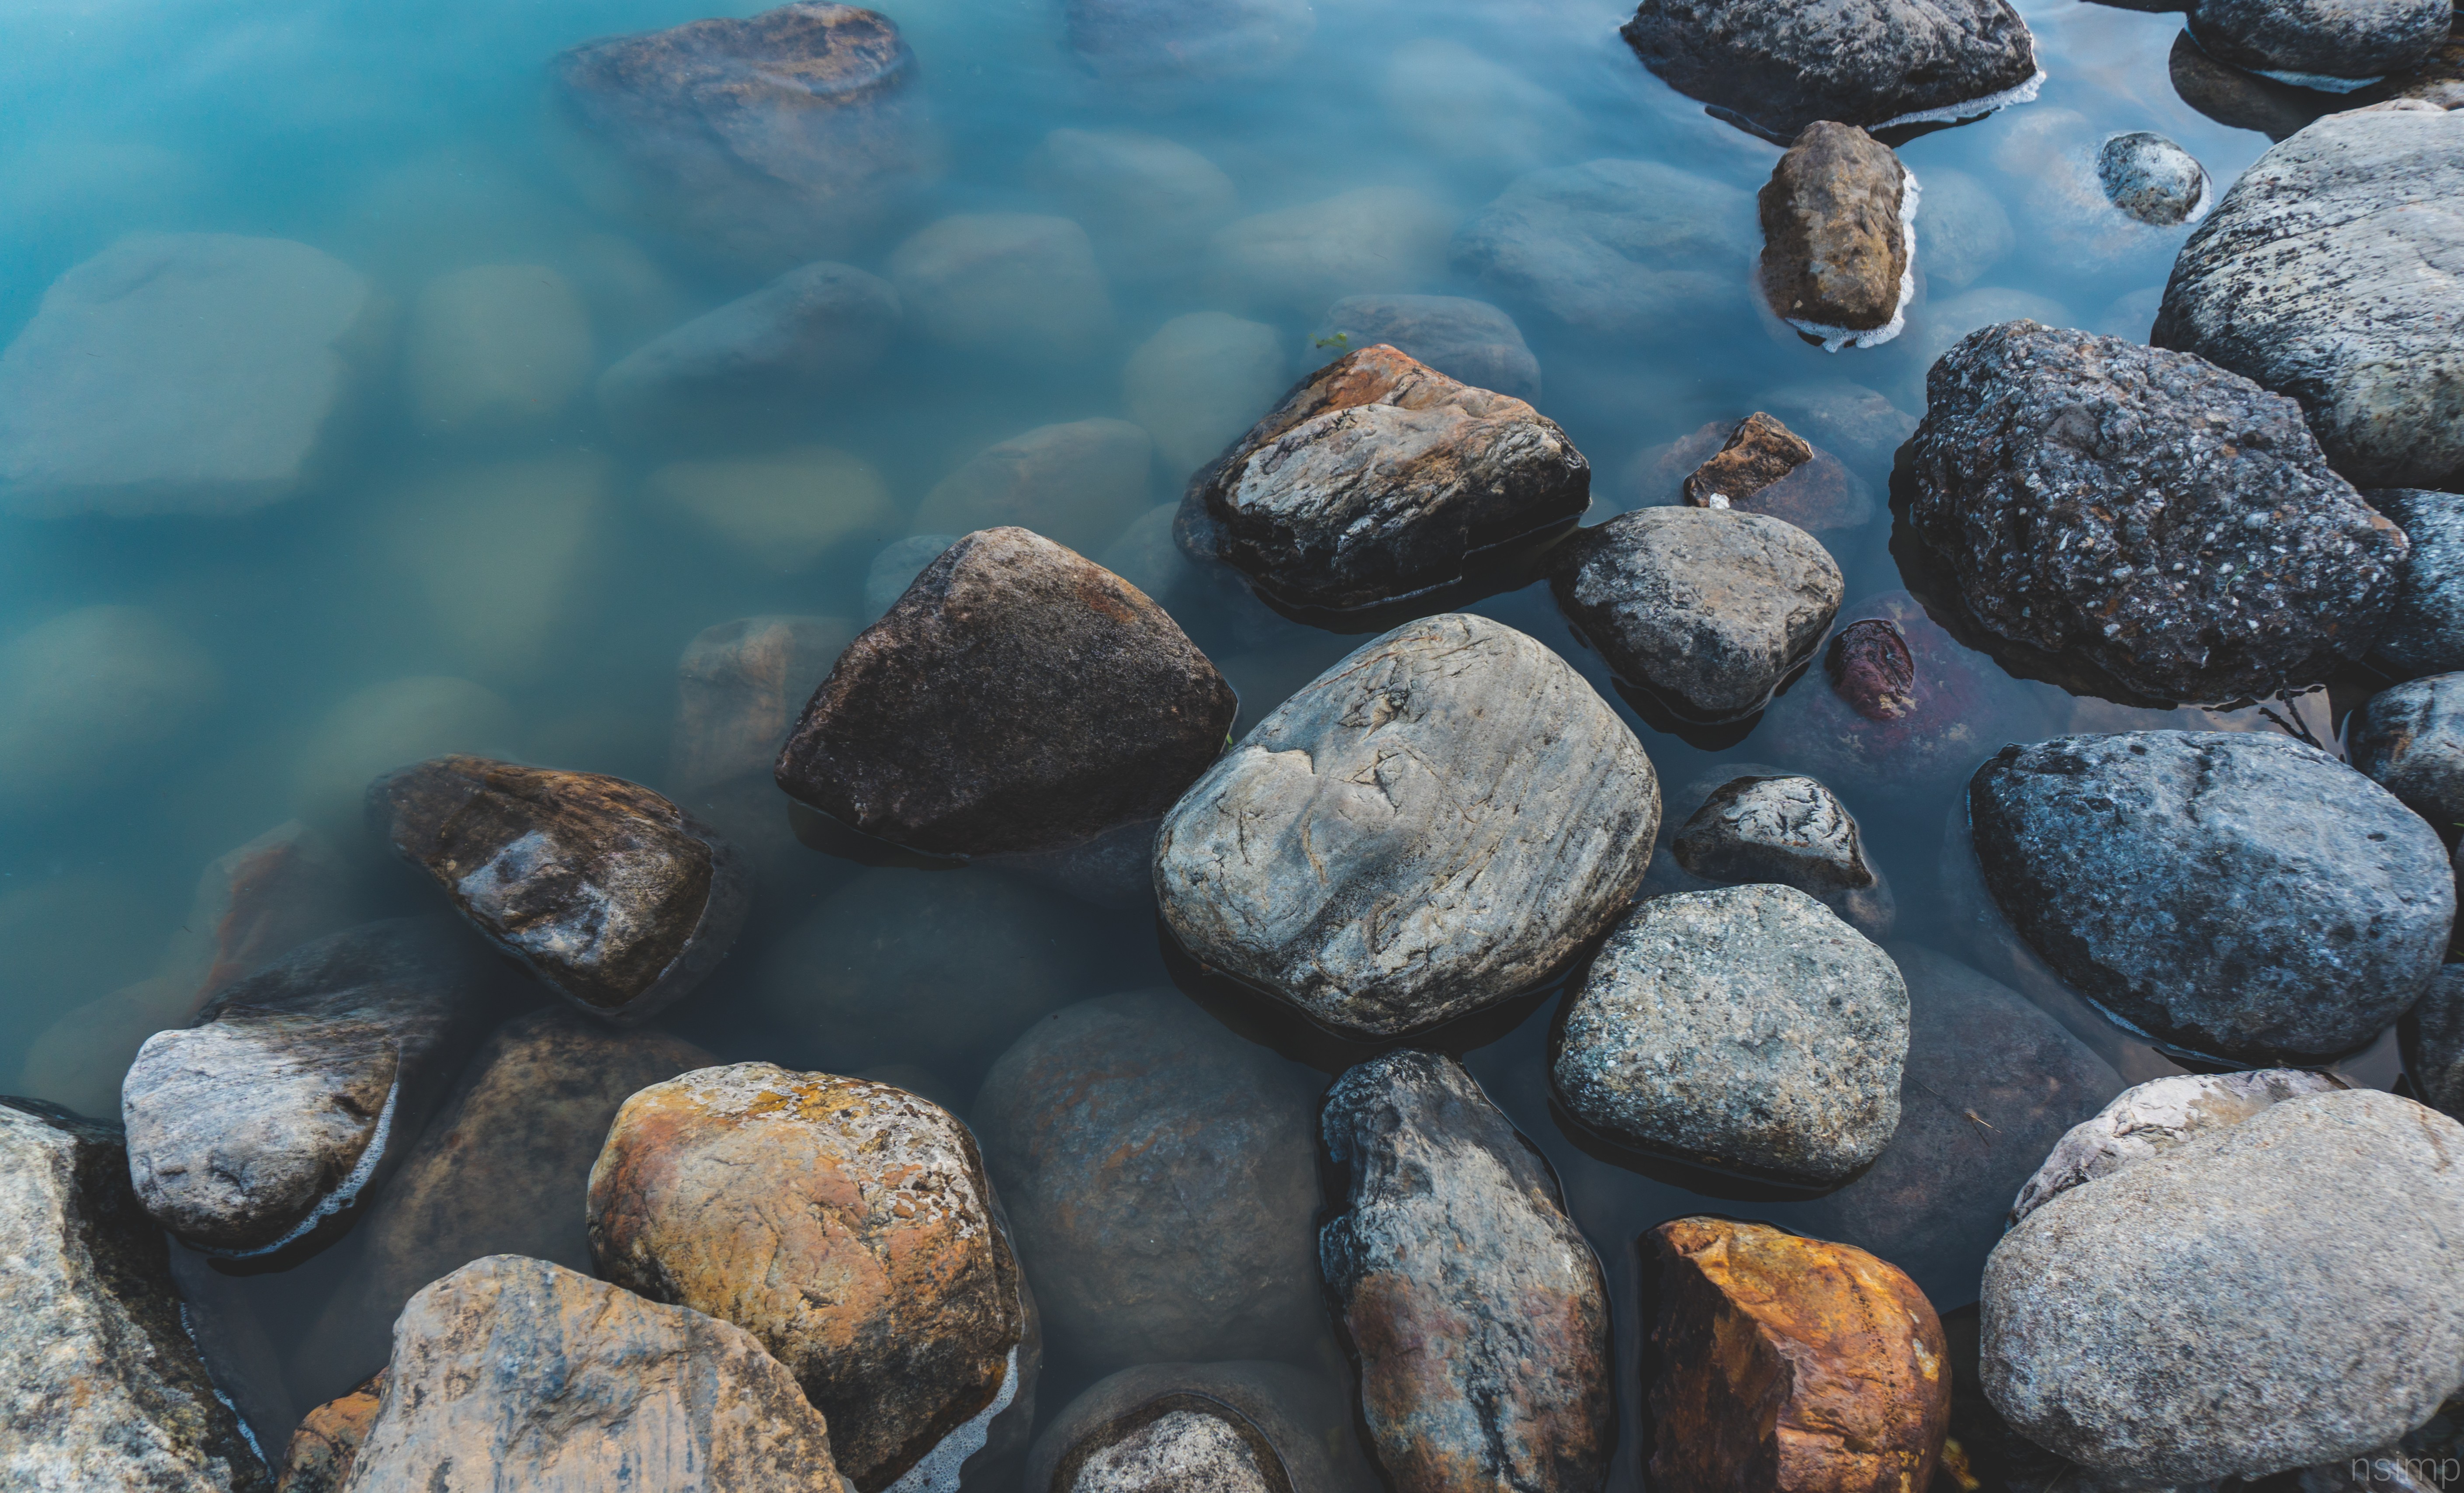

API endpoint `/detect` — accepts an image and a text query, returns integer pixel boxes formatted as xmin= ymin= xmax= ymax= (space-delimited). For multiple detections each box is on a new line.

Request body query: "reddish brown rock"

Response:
xmin=370 ymin=755 xmax=749 ymax=1024
xmin=1639 ymin=417 xmax=1874 ymax=534
xmin=1684 ymin=412 xmax=1811 ymax=510
xmin=1647 ymin=1217 xmax=1950 ymax=1493
xmin=587 ymin=1063 xmax=1029 ymax=1492
xmin=1758 ymin=122 xmax=1912 ymax=345
xmin=276 ymin=1372 xmax=384 ymax=1493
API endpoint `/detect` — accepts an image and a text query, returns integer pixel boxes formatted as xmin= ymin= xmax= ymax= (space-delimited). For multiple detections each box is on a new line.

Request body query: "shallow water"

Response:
xmin=0 ymin=0 xmax=2414 ymax=1483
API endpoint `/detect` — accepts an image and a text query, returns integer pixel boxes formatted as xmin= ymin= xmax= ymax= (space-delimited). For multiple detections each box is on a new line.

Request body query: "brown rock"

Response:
xmin=370 ymin=755 xmax=749 ymax=1024
xmin=276 ymin=1373 xmax=384 ymax=1493
xmin=1638 ymin=417 xmax=1873 ymax=534
xmin=671 ymin=615 xmax=855 ymax=795
xmin=587 ymin=1063 xmax=1029 ymax=1492
xmin=1684 ymin=412 xmax=1810 ymax=509
xmin=1647 ymin=1217 xmax=1950 ymax=1493
xmin=1026 ymin=1361 xmax=1375 ymax=1493
xmin=1758 ymin=123 xmax=1912 ymax=342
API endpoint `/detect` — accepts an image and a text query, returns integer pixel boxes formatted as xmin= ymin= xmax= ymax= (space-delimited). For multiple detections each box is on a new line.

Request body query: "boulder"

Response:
xmin=1647 ymin=1217 xmax=1950 ymax=1493
xmin=1907 ymin=319 xmax=2408 ymax=703
xmin=1757 ymin=122 xmax=1913 ymax=349
xmin=1968 ymin=731 xmax=2454 ymax=1059
xmin=1124 ymin=314 xmax=1288 ymax=475
xmin=371 ymin=756 xmax=749 ymax=1024
xmin=596 ymin=261 xmax=901 ymax=439
xmin=671 ymin=615 xmax=856 ymax=796
xmin=2189 ymin=0 xmax=2450 ymax=86
xmin=646 ymin=447 xmax=898 ymax=573
xmin=588 ymin=1064 xmax=1028 ymax=1491
xmin=0 ymin=605 xmax=222 ymax=815
xmin=0 ymin=1099 xmax=272 ymax=1492
xmin=773 ymin=527 xmax=1237 ymax=857
xmin=277 ymin=1373 xmax=383 ymax=1493
xmin=2350 ymin=672 xmax=2464 ymax=831
xmin=2371 ymin=488 xmax=2464 ymax=674
xmin=1553 ymin=886 xmax=1908 ymax=1183
xmin=1156 ymin=614 xmax=1658 ymax=1036
xmin=2010 ymin=1069 xmax=2348 ymax=1223
xmin=1671 ymin=774 xmax=1876 ymax=892
xmin=1025 ymin=1360 xmax=1366 ymax=1493
xmin=889 ymin=214 xmax=1113 ymax=363
xmin=1310 ymin=294 xmax=1540 ymax=401
xmin=1982 ymin=1089 xmax=2464 ymax=1483
xmin=2405 ymin=964 xmax=2464 ymax=1117
xmin=381 ymin=453 xmax=607 ymax=685
xmin=0 ymin=233 xmax=378 ymax=517
xmin=1320 ymin=1051 xmax=1613 ymax=1493
xmin=1025 ymin=129 xmax=1238 ymax=279
xmin=2152 ymin=107 xmax=2464 ymax=490
xmin=2096 ymin=132 xmax=2212 ymax=226
xmin=1912 ymin=170 xmax=2014 ymax=290
xmin=289 ymin=677 xmax=517 ymax=833
xmin=974 ymin=992 xmax=1320 ymax=1368
xmin=1064 ymin=0 xmax=1314 ymax=81
xmin=1180 ymin=344 xmax=1590 ymax=611
xmin=1452 ymin=160 xmax=1756 ymax=337
xmin=1208 ymin=187 xmax=1451 ymax=318
xmin=913 ymin=419 xmax=1156 ymax=555
xmin=402 ymin=265 xmax=592 ymax=435
xmin=337 ymin=1255 xmax=849 ymax=1491
xmin=1552 ymin=507 xmax=1843 ymax=722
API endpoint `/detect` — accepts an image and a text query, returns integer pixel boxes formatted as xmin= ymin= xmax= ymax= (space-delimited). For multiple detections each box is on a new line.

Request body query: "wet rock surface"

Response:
xmin=589 ymin=1063 xmax=1027 ymax=1492
xmin=974 ymin=992 xmax=1320 ymax=1368
xmin=1982 ymin=1089 xmax=2464 ymax=1484
xmin=1180 ymin=344 xmax=1588 ymax=611
xmin=1672 ymin=774 xmax=1875 ymax=892
xmin=1971 ymin=732 xmax=2453 ymax=1060
xmin=2405 ymin=965 xmax=2464 ymax=1117
xmin=2372 ymin=489 xmax=2464 ymax=675
xmin=596 ymin=261 xmax=901 ymax=439
xmin=1452 ymin=160 xmax=1757 ymax=338
xmin=1156 ymin=614 xmax=1658 ymax=1036
xmin=1026 ymin=1361 xmax=1368 ymax=1493
xmin=1636 ymin=413 xmax=1874 ymax=535
xmin=775 ymin=527 xmax=1236 ymax=857
xmin=2189 ymin=0 xmax=2450 ymax=84
xmin=1683 ymin=412 xmax=1808 ymax=509
xmin=2097 ymin=131 xmax=2210 ymax=226
xmin=1310 ymin=295 xmax=1540 ymax=402
xmin=1554 ymin=886 xmax=1908 ymax=1183
xmin=372 ymin=756 xmax=749 ymax=1024
xmin=2350 ymin=671 xmax=2464 ymax=833
xmin=1907 ymin=319 xmax=2407 ymax=703
xmin=914 ymin=419 xmax=1155 ymax=556
xmin=1553 ymin=507 xmax=1843 ymax=722
xmin=890 ymin=214 xmax=1114 ymax=363
xmin=2011 ymin=1068 xmax=2348 ymax=1223
xmin=1758 ymin=122 xmax=1911 ymax=344
xmin=1648 ymin=1217 xmax=1950 ymax=1493
xmin=1320 ymin=1051 xmax=1613 ymax=1493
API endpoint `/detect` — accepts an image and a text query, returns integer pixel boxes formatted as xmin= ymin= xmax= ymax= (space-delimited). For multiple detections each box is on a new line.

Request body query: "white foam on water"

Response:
xmin=885 ymin=1342 xmax=1020 ymax=1493
xmin=1875 ymin=68 xmax=2048 ymax=129
xmin=1782 ymin=165 xmax=1922 ymax=353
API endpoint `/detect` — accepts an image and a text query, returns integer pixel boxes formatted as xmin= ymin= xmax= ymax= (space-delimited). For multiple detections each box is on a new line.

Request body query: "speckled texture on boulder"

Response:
xmin=1320 ymin=1051 xmax=1613 ymax=1493
xmin=2097 ymin=132 xmax=2211 ymax=226
xmin=1673 ymin=775 xmax=1875 ymax=891
xmin=2372 ymin=489 xmax=2464 ymax=675
xmin=1155 ymin=614 xmax=1659 ymax=1037
xmin=1968 ymin=731 xmax=2453 ymax=1059
xmin=277 ymin=1374 xmax=383 ymax=1493
xmin=2351 ymin=671 xmax=2464 ymax=834
xmin=1908 ymin=320 xmax=2407 ymax=703
xmin=1553 ymin=886 xmax=1908 ymax=1183
xmin=587 ymin=1063 xmax=1026 ymax=1492
xmin=1982 ymin=1090 xmax=2464 ymax=1484
xmin=1027 ymin=1361 xmax=1366 ymax=1493
xmin=2189 ymin=0 xmax=2450 ymax=84
xmin=1758 ymin=122 xmax=1912 ymax=339
xmin=2010 ymin=1069 xmax=2347 ymax=1223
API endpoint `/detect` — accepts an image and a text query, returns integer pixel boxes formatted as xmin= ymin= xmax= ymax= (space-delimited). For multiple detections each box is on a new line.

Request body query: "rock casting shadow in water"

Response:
xmin=1203 ymin=514 xmax=1586 ymax=638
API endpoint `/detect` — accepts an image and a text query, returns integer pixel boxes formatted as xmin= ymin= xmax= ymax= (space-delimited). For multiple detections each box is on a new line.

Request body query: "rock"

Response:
xmin=1912 ymin=170 xmax=2014 ymax=290
xmin=596 ymin=261 xmax=901 ymax=440
xmin=1124 ymin=314 xmax=1288 ymax=475
xmin=2371 ymin=489 xmax=2464 ymax=674
xmin=1065 ymin=0 xmax=1314 ymax=80
xmin=2170 ymin=29 xmax=2344 ymax=138
xmin=370 ymin=756 xmax=750 ymax=1024
xmin=1208 ymin=187 xmax=1451 ymax=319
xmin=914 ymin=419 xmax=1156 ymax=555
xmin=288 ymin=677 xmax=516 ymax=832
xmin=1645 ymin=831 xmax=1895 ymax=944
xmin=889 ymin=215 xmax=1113 ymax=362
xmin=121 ymin=919 xmax=494 ymax=1257
xmin=1968 ymin=731 xmax=2453 ymax=1059
xmin=1982 ymin=1089 xmax=2464 ymax=1483
xmin=2097 ymin=132 xmax=2211 ymax=226
xmin=2405 ymin=964 xmax=2464 ymax=1116
xmin=548 ymin=3 xmax=932 ymax=273
xmin=2362 ymin=15 xmax=2464 ymax=106
xmin=338 ymin=1255 xmax=849 ymax=1491
xmin=1310 ymin=294 xmax=1541 ymax=401
xmin=1026 ymin=1361 xmax=1366 ymax=1493
xmin=0 ymin=233 xmax=378 ymax=517
xmin=1552 ymin=507 xmax=1844 ymax=721
xmin=1620 ymin=0 xmax=2041 ymax=142
xmin=1986 ymin=108 xmax=2188 ymax=281
xmin=1181 ymin=344 xmax=1590 ymax=611
xmin=402 ymin=265 xmax=592 ymax=435
xmin=1452 ymin=160 xmax=1756 ymax=338
xmin=866 ymin=533 xmax=957 ymax=618
xmin=2189 ymin=0 xmax=2449 ymax=86
xmin=774 ymin=527 xmax=1236 ymax=857
xmin=1647 ymin=1217 xmax=1950 ymax=1493
xmin=1906 ymin=320 xmax=2408 ymax=703
xmin=1378 ymin=39 xmax=1581 ymax=175
xmin=1634 ymin=413 xmax=1876 ymax=532
xmin=648 ymin=447 xmax=897 ymax=573
xmin=0 ymin=606 xmax=222 ymax=815
xmin=2010 ymin=1069 xmax=2348 ymax=1223
xmin=1319 ymin=1050 xmax=1613 ymax=1493
xmin=588 ymin=1064 xmax=1027 ymax=1491
xmin=1554 ymin=886 xmax=1907 ymax=1182
xmin=1683 ymin=411 xmax=1809 ymax=507
xmin=974 ymin=992 xmax=1320 ymax=1368
xmin=1023 ymin=129 xmax=1237 ymax=280
xmin=1673 ymin=774 xmax=1875 ymax=891
xmin=2350 ymin=672 xmax=2464 ymax=830
xmin=2153 ymin=108 xmax=2464 ymax=490
xmin=1758 ymin=122 xmax=1913 ymax=349
xmin=383 ymin=454 xmax=607 ymax=684
xmin=278 ymin=1373 xmax=382 ymax=1493
xmin=1156 ymin=614 xmax=1658 ymax=1036
xmin=671 ymin=616 xmax=856 ymax=796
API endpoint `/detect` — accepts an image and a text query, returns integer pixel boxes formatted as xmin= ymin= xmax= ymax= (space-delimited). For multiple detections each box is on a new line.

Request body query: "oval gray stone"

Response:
xmin=2097 ymin=131 xmax=2211 ymax=226
xmin=1672 ymin=774 xmax=1875 ymax=891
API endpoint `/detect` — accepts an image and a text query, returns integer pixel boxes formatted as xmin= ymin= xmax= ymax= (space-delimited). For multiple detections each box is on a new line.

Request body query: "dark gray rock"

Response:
xmin=865 ymin=533 xmax=957 ymax=618
xmin=1672 ymin=774 xmax=1874 ymax=891
xmin=2372 ymin=489 xmax=2464 ymax=674
xmin=1619 ymin=0 xmax=2042 ymax=142
xmin=1553 ymin=885 xmax=1908 ymax=1183
xmin=2351 ymin=673 xmax=2464 ymax=831
xmin=1758 ymin=121 xmax=1913 ymax=347
xmin=2404 ymin=964 xmax=2464 ymax=1117
xmin=1982 ymin=1089 xmax=2464 ymax=1484
xmin=1451 ymin=160 xmax=1757 ymax=338
xmin=2010 ymin=1068 xmax=2348 ymax=1223
xmin=1320 ymin=1051 xmax=1613 ymax=1493
xmin=1310 ymin=295 xmax=1540 ymax=400
xmin=1552 ymin=506 xmax=1843 ymax=722
xmin=1026 ymin=1360 xmax=1369 ymax=1493
xmin=2189 ymin=0 xmax=2450 ymax=85
xmin=1969 ymin=731 xmax=2454 ymax=1059
xmin=596 ymin=262 xmax=900 ymax=440
xmin=2097 ymin=132 xmax=2212 ymax=226
xmin=2152 ymin=108 xmax=2464 ymax=490
xmin=1908 ymin=319 xmax=2408 ymax=703
xmin=1065 ymin=0 xmax=1314 ymax=81
xmin=1155 ymin=614 xmax=1659 ymax=1037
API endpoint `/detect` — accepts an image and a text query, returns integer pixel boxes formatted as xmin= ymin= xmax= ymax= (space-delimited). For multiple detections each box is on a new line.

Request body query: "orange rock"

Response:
xmin=276 ymin=1371 xmax=385 ymax=1493
xmin=1647 ymin=1217 xmax=1948 ymax=1493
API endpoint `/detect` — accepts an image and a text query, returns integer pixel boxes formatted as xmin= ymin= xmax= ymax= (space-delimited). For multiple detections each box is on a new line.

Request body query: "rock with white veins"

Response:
xmin=1672 ymin=774 xmax=1876 ymax=892
xmin=2097 ymin=132 xmax=2211 ymax=226
xmin=2008 ymin=1068 xmax=2347 ymax=1223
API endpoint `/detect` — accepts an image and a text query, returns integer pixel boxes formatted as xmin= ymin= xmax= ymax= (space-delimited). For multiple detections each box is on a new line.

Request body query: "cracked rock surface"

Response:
xmin=1673 ymin=774 xmax=1875 ymax=892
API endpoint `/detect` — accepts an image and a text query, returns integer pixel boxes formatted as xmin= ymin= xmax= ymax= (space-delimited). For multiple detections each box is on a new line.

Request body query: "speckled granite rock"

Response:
xmin=597 ymin=262 xmax=901 ymax=440
xmin=2189 ymin=0 xmax=2450 ymax=86
xmin=2010 ymin=1069 xmax=2347 ymax=1223
xmin=1553 ymin=886 xmax=1907 ymax=1183
xmin=2404 ymin=965 xmax=2464 ymax=1117
xmin=1968 ymin=731 xmax=2453 ymax=1059
xmin=1320 ymin=1051 xmax=1612 ymax=1493
xmin=2350 ymin=672 xmax=2464 ymax=832
xmin=1648 ymin=1217 xmax=1950 ymax=1493
xmin=371 ymin=756 xmax=749 ymax=1024
xmin=588 ymin=1064 xmax=1028 ymax=1492
xmin=1155 ymin=614 xmax=1658 ymax=1037
xmin=1452 ymin=160 xmax=1757 ymax=338
xmin=1311 ymin=295 xmax=1541 ymax=401
xmin=1026 ymin=1361 xmax=1368 ymax=1493
xmin=0 ymin=1099 xmax=272 ymax=1492
xmin=2097 ymin=132 xmax=2211 ymax=226
xmin=1673 ymin=775 xmax=1876 ymax=891
xmin=1907 ymin=320 xmax=2407 ymax=704
xmin=2371 ymin=489 xmax=2464 ymax=675
xmin=1982 ymin=1090 xmax=2464 ymax=1484
xmin=1758 ymin=122 xmax=1912 ymax=346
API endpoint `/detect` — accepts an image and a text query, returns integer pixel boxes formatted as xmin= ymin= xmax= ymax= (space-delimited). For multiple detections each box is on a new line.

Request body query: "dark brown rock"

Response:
xmin=1643 ymin=416 xmax=1874 ymax=533
xmin=1757 ymin=123 xmax=1911 ymax=344
xmin=1827 ymin=619 xmax=1916 ymax=720
xmin=1026 ymin=1361 xmax=1373 ymax=1493
xmin=774 ymin=526 xmax=1236 ymax=858
xmin=276 ymin=1373 xmax=383 ymax=1493
xmin=370 ymin=755 xmax=749 ymax=1024
xmin=1683 ymin=412 xmax=1810 ymax=508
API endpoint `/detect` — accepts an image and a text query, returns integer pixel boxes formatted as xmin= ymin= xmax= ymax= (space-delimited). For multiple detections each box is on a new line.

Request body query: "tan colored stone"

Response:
xmin=276 ymin=1373 xmax=384 ymax=1493
xmin=1684 ymin=412 xmax=1810 ymax=509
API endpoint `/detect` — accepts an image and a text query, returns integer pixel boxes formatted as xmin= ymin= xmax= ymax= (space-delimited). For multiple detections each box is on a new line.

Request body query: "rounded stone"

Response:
xmin=1123 ymin=313 xmax=1289 ymax=475
xmin=889 ymin=214 xmax=1114 ymax=363
xmin=403 ymin=264 xmax=593 ymax=434
xmin=2095 ymin=132 xmax=2211 ymax=226
xmin=0 ymin=605 xmax=222 ymax=815
xmin=596 ymin=261 xmax=901 ymax=441
xmin=2350 ymin=672 xmax=2464 ymax=833
xmin=1452 ymin=160 xmax=1757 ymax=338
xmin=1309 ymin=294 xmax=1540 ymax=401
xmin=912 ymin=419 xmax=1157 ymax=557
xmin=1025 ymin=1361 xmax=1365 ymax=1493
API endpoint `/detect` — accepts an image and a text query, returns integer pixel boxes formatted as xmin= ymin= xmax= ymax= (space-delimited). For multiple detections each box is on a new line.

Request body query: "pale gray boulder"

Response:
xmin=2009 ymin=1068 xmax=2348 ymax=1222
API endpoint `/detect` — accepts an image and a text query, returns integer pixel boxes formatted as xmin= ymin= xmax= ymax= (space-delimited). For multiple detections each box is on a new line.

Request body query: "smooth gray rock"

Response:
xmin=596 ymin=262 xmax=900 ymax=440
xmin=2351 ymin=673 xmax=2464 ymax=830
xmin=2189 ymin=0 xmax=2450 ymax=84
xmin=1672 ymin=774 xmax=1874 ymax=890
xmin=1155 ymin=614 xmax=1659 ymax=1037
xmin=0 ymin=1099 xmax=272 ymax=1493
xmin=1552 ymin=507 xmax=1844 ymax=721
xmin=1982 ymin=1089 xmax=2464 ymax=1484
xmin=2098 ymin=131 xmax=2212 ymax=225
xmin=1065 ymin=0 xmax=1314 ymax=81
xmin=1553 ymin=885 xmax=1908 ymax=1182
xmin=2404 ymin=964 xmax=2464 ymax=1117
xmin=2152 ymin=108 xmax=2464 ymax=490
xmin=2373 ymin=489 xmax=2464 ymax=674
xmin=2010 ymin=1069 xmax=2348 ymax=1223
xmin=1969 ymin=731 xmax=2454 ymax=1059
xmin=1452 ymin=160 xmax=1757 ymax=338
xmin=1310 ymin=295 xmax=1540 ymax=400
xmin=1025 ymin=1361 xmax=1368 ymax=1493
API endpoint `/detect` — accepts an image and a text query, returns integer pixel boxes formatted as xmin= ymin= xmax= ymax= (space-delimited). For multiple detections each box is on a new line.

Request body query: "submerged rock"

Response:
xmin=890 ymin=214 xmax=1114 ymax=364
xmin=1912 ymin=170 xmax=2015 ymax=290
xmin=1065 ymin=0 xmax=1314 ymax=82
xmin=670 ymin=615 xmax=856 ymax=796
xmin=1452 ymin=160 xmax=1757 ymax=338
xmin=1207 ymin=187 xmax=1452 ymax=319
xmin=381 ymin=453 xmax=608 ymax=685
xmin=0 ymin=605 xmax=222 ymax=815
xmin=1156 ymin=614 xmax=1658 ymax=1036
xmin=1758 ymin=122 xmax=1913 ymax=348
xmin=1310 ymin=294 xmax=1541 ymax=402
xmin=403 ymin=264 xmax=592 ymax=435
xmin=1683 ymin=412 xmax=1807 ymax=507
xmin=2189 ymin=0 xmax=2450 ymax=86
xmin=1026 ymin=1361 xmax=1366 ymax=1493
xmin=1025 ymin=129 xmax=1239 ymax=279
xmin=1126 ymin=314 xmax=1288 ymax=476
xmin=914 ymin=419 xmax=1156 ymax=556
xmin=2096 ymin=131 xmax=2211 ymax=226
xmin=1672 ymin=774 xmax=1875 ymax=892
xmin=2350 ymin=672 xmax=2464 ymax=831
xmin=596 ymin=261 xmax=901 ymax=440
xmin=2010 ymin=1068 xmax=2348 ymax=1223
xmin=1635 ymin=413 xmax=1874 ymax=534
xmin=647 ymin=447 xmax=897 ymax=573
xmin=2371 ymin=488 xmax=2464 ymax=675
